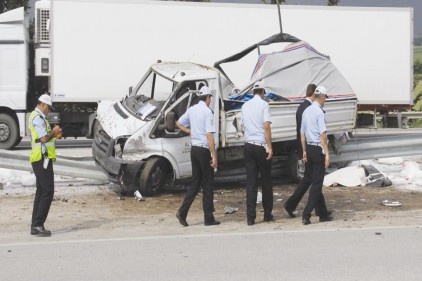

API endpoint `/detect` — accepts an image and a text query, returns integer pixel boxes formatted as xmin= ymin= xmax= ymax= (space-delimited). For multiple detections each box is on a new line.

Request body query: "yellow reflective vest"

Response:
xmin=28 ymin=110 xmax=57 ymax=163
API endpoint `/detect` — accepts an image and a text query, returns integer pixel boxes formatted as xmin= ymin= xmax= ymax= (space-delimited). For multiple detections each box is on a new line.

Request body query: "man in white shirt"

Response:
xmin=175 ymin=86 xmax=220 ymax=226
xmin=241 ymin=80 xmax=274 ymax=226
xmin=299 ymin=85 xmax=333 ymax=225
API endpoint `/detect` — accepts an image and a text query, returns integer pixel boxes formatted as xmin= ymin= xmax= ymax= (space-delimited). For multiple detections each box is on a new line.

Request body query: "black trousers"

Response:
xmin=299 ymin=145 xmax=329 ymax=220
xmin=244 ymin=143 xmax=273 ymax=220
xmin=31 ymin=158 xmax=55 ymax=228
xmin=284 ymin=162 xmax=327 ymax=215
xmin=178 ymin=146 xmax=215 ymax=223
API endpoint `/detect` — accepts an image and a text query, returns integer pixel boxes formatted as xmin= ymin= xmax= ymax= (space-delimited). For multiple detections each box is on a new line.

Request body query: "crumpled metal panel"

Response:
xmin=96 ymin=99 xmax=147 ymax=139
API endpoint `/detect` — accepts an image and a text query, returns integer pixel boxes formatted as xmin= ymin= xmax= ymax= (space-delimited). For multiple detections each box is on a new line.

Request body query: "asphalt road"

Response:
xmin=0 ymin=226 xmax=421 ymax=281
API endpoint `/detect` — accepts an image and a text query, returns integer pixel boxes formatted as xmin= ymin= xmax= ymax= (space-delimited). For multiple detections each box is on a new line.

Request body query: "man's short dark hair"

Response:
xmin=199 ymin=95 xmax=209 ymax=102
xmin=253 ymin=88 xmax=265 ymax=95
xmin=306 ymin=84 xmax=317 ymax=97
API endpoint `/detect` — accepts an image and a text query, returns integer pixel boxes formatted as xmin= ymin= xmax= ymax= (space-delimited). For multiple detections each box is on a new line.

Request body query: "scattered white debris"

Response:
xmin=324 ymin=166 xmax=366 ymax=187
xmin=256 ymin=191 xmax=262 ymax=203
xmin=377 ymin=157 xmax=404 ymax=165
xmin=224 ymin=206 xmax=238 ymax=214
xmin=134 ymin=190 xmax=144 ymax=201
xmin=382 ymin=200 xmax=402 ymax=207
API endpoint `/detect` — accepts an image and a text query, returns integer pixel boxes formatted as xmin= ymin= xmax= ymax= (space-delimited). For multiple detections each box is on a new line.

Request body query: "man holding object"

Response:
xmin=28 ymin=94 xmax=62 ymax=237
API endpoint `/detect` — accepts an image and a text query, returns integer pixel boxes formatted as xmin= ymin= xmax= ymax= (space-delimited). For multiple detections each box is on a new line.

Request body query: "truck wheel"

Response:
xmin=138 ymin=158 xmax=168 ymax=196
xmin=288 ymin=151 xmax=305 ymax=183
xmin=0 ymin=114 xmax=19 ymax=150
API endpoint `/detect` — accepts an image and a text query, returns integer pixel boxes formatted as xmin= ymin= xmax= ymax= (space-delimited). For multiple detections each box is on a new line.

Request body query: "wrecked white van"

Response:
xmin=92 ymin=33 xmax=357 ymax=196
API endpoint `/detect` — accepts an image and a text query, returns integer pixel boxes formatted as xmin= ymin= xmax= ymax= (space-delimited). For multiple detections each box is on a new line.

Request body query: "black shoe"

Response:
xmin=302 ymin=218 xmax=311 ymax=225
xmin=204 ymin=220 xmax=221 ymax=226
xmin=319 ymin=215 xmax=334 ymax=223
xmin=284 ymin=204 xmax=296 ymax=218
xmin=176 ymin=211 xmax=188 ymax=227
xmin=264 ymin=214 xmax=275 ymax=222
xmin=247 ymin=219 xmax=255 ymax=226
xmin=30 ymin=226 xmax=51 ymax=237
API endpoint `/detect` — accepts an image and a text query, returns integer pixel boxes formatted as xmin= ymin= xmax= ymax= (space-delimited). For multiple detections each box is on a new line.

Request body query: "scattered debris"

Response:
xmin=134 ymin=190 xmax=144 ymax=201
xmin=323 ymin=166 xmax=365 ymax=187
xmin=276 ymin=198 xmax=283 ymax=202
xmin=362 ymin=165 xmax=392 ymax=187
xmin=382 ymin=200 xmax=402 ymax=207
xmin=375 ymin=232 xmax=382 ymax=235
xmin=256 ymin=191 xmax=262 ymax=203
xmin=224 ymin=206 xmax=239 ymax=214
xmin=323 ymin=165 xmax=392 ymax=187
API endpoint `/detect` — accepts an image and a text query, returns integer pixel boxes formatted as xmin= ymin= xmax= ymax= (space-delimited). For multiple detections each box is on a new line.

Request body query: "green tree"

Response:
xmin=414 ymin=60 xmax=422 ymax=75
xmin=327 ymin=0 xmax=340 ymax=6
xmin=261 ymin=0 xmax=286 ymax=4
xmin=1 ymin=0 xmax=30 ymax=14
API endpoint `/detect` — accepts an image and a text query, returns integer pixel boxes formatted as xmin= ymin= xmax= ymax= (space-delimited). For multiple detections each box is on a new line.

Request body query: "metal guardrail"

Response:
xmin=0 ymin=150 xmax=108 ymax=182
xmin=1 ymin=131 xmax=422 ymax=184
xmin=331 ymin=133 xmax=422 ymax=163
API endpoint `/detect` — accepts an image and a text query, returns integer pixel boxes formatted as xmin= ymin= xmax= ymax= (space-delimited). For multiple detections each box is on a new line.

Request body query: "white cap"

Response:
xmin=314 ymin=86 xmax=328 ymax=97
xmin=38 ymin=94 xmax=55 ymax=110
xmin=253 ymin=80 xmax=265 ymax=91
xmin=199 ymin=86 xmax=212 ymax=97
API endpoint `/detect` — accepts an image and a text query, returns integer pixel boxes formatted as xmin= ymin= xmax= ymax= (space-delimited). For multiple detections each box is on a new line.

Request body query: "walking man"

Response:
xmin=284 ymin=84 xmax=327 ymax=217
xmin=175 ymin=86 xmax=220 ymax=226
xmin=241 ymin=81 xmax=274 ymax=226
xmin=296 ymin=86 xmax=333 ymax=225
xmin=28 ymin=94 xmax=62 ymax=236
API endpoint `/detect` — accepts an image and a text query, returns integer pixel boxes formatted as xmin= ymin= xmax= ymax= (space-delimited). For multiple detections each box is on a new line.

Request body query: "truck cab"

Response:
xmin=0 ymin=7 xmax=28 ymax=149
xmin=92 ymin=62 xmax=226 ymax=196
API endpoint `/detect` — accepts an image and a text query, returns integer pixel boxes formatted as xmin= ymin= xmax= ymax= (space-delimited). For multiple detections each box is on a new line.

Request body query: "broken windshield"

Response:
xmin=123 ymin=69 xmax=176 ymax=120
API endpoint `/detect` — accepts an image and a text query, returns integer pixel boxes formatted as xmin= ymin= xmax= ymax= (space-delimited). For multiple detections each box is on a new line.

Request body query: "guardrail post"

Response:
xmin=397 ymin=112 xmax=402 ymax=129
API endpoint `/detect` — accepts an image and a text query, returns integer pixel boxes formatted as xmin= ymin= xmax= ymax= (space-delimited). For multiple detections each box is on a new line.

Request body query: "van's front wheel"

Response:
xmin=138 ymin=158 xmax=168 ymax=196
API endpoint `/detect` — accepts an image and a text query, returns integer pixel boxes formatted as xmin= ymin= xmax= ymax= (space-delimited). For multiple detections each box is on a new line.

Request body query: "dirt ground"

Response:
xmin=1 ymin=177 xmax=422 ymax=243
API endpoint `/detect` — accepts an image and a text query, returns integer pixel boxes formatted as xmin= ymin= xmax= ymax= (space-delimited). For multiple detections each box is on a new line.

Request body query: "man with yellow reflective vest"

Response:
xmin=28 ymin=94 xmax=62 ymax=237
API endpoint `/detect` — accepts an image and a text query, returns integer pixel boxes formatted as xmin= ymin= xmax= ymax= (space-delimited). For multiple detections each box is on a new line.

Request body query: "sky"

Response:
xmin=29 ymin=0 xmax=421 ymax=35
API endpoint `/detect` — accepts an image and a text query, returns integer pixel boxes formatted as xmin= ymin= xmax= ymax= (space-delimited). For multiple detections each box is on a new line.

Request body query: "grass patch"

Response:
xmin=415 ymin=46 xmax=422 ymax=62
xmin=414 ymin=80 xmax=422 ymax=111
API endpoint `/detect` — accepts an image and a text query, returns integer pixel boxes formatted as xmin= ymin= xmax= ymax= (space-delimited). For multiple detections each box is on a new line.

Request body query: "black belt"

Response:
xmin=192 ymin=145 xmax=208 ymax=148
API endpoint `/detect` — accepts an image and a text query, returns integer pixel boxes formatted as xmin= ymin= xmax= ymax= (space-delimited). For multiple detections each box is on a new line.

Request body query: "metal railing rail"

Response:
xmin=331 ymin=133 xmax=422 ymax=163
xmin=1 ymin=132 xmax=422 ymax=184
xmin=0 ymin=150 xmax=108 ymax=182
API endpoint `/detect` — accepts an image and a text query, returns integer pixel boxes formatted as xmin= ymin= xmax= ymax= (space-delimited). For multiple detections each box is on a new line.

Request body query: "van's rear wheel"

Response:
xmin=0 ymin=114 xmax=19 ymax=150
xmin=138 ymin=158 xmax=168 ymax=196
xmin=288 ymin=150 xmax=305 ymax=183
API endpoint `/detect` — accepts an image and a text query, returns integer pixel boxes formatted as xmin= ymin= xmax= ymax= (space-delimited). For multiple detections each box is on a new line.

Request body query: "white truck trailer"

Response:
xmin=0 ymin=0 xmax=413 ymax=150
